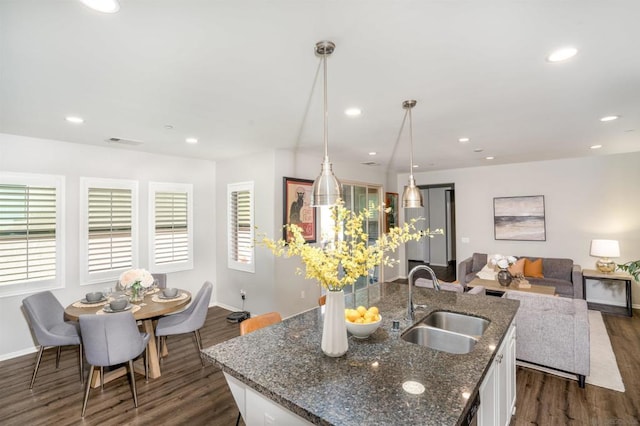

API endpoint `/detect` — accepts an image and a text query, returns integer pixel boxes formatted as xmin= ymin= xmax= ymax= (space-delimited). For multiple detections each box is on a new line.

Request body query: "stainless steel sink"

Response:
xmin=421 ymin=311 xmax=490 ymax=338
xmin=401 ymin=325 xmax=478 ymax=354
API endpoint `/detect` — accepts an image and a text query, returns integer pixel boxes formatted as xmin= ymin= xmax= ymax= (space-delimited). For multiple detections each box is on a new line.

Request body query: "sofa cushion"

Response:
xmin=506 ymin=290 xmax=577 ymax=314
xmin=508 ymin=258 xmax=525 ymax=276
xmin=527 ymin=277 xmax=573 ymax=297
xmin=415 ymin=278 xmax=464 ymax=293
xmin=542 ymin=258 xmax=574 ymax=281
xmin=524 ymin=258 xmax=544 ymax=278
xmin=472 ymin=252 xmax=488 ymax=273
xmin=465 ymin=272 xmax=478 ymax=284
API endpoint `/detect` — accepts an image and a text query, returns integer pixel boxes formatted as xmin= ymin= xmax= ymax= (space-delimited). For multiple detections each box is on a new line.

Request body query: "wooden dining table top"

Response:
xmin=64 ymin=289 xmax=192 ymax=321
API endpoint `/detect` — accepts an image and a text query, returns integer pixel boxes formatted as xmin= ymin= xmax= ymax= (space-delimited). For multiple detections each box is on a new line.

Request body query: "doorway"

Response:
xmin=406 ymin=184 xmax=456 ymax=281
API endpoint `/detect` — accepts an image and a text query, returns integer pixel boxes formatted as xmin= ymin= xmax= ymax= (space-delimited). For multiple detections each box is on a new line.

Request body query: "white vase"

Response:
xmin=321 ymin=289 xmax=348 ymax=357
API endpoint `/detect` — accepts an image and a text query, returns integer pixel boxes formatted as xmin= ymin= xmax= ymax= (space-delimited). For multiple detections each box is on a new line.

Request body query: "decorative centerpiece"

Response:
xmin=490 ymin=255 xmax=517 ymax=287
xmin=258 ymin=200 xmax=442 ymax=357
xmin=118 ymin=268 xmax=154 ymax=302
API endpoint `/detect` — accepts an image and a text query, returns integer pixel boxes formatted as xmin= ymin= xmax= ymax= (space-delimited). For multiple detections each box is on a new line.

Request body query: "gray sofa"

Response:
xmin=458 ymin=253 xmax=583 ymax=298
xmin=505 ymin=290 xmax=590 ymax=387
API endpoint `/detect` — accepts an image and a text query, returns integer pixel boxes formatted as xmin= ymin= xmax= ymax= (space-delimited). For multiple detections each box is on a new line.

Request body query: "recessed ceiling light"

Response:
xmin=345 ymin=108 xmax=362 ymax=117
xmin=412 ymin=164 xmax=419 ymax=168
xmin=368 ymin=152 xmax=377 ymax=156
xmin=65 ymin=116 xmax=84 ymax=124
xmin=485 ymin=156 xmax=495 ymax=160
xmin=547 ymin=47 xmax=578 ymax=62
xmin=590 ymin=144 xmax=603 ymax=150
xmin=186 ymin=138 xmax=198 ymax=144
xmin=600 ymin=115 xmax=619 ymax=122
xmin=458 ymin=137 xmax=470 ymax=143
xmin=79 ymin=0 xmax=120 ymax=13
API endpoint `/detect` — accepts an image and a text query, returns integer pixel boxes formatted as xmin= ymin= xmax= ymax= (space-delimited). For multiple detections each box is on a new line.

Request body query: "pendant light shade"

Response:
xmin=403 ymin=175 xmax=423 ymax=208
xmin=400 ymin=100 xmax=424 ymax=208
xmin=310 ymin=40 xmax=342 ymax=207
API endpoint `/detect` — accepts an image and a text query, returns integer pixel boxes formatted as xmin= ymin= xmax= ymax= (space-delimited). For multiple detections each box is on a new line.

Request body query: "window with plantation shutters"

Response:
xmin=228 ymin=182 xmax=254 ymax=273
xmin=148 ymin=182 xmax=193 ymax=273
xmin=0 ymin=172 xmax=65 ymax=297
xmin=80 ymin=178 xmax=138 ymax=285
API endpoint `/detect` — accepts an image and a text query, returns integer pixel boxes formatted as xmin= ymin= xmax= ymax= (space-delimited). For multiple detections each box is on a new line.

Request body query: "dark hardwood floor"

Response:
xmin=0 ymin=307 xmax=242 ymax=426
xmin=1 ymin=305 xmax=638 ymax=425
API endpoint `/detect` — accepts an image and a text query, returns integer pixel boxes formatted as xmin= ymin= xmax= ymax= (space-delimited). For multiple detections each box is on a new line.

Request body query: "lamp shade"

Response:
xmin=590 ymin=239 xmax=620 ymax=258
xmin=402 ymin=176 xmax=423 ymax=209
xmin=311 ymin=161 xmax=341 ymax=207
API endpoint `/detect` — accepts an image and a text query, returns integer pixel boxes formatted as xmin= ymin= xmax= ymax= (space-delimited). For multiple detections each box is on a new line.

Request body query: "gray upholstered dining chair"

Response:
xmin=79 ymin=311 xmax=150 ymax=417
xmin=155 ymin=281 xmax=213 ymax=366
xmin=152 ymin=273 xmax=167 ymax=289
xmin=22 ymin=291 xmax=84 ymax=389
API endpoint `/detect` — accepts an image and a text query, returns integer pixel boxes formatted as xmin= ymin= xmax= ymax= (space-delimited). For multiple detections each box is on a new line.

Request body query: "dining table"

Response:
xmin=64 ymin=287 xmax=192 ymax=387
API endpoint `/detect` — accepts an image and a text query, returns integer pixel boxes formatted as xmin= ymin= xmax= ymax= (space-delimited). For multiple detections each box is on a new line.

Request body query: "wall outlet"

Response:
xmin=461 ymin=237 xmax=470 ymax=243
xmin=300 ymin=290 xmax=305 ymax=299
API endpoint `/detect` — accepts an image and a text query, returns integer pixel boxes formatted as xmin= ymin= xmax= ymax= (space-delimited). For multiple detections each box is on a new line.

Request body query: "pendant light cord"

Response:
xmin=408 ymin=107 xmax=415 ymax=178
xmin=322 ymin=52 xmax=329 ymax=162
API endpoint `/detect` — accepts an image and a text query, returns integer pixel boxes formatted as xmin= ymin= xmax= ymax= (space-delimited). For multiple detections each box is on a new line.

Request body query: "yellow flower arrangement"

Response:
xmin=257 ymin=200 xmax=443 ymax=291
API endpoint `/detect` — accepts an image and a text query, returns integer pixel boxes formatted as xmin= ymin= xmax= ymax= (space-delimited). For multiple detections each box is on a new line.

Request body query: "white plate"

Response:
xmin=158 ymin=293 xmax=181 ymax=300
xmin=80 ymin=297 xmax=107 ymax=304
xmin=102 ymin=303 xmax=133 ymax=313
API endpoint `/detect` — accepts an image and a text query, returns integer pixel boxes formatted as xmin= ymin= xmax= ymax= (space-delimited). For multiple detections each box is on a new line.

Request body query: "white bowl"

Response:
xmin=345 ymin=315 xmax=382 ymax=339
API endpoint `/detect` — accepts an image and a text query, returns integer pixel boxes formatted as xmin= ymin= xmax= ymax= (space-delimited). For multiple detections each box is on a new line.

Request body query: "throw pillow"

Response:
xmin=472 ymin=253 xmax=487 ymax=272
xmin=524 ymin=258 xmax=544 ymax=278
xmin=476 ymin=264 xmax=497 ymax=280
xmin=508 ymin=258 xmax=525 ymax=276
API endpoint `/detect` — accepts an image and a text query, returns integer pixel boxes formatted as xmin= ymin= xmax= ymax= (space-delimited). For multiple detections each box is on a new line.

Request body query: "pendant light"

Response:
xmin=401 ymin=100 xmax=424 ymax=208
xmin=310 ymin=40 xmax=342 ymax=207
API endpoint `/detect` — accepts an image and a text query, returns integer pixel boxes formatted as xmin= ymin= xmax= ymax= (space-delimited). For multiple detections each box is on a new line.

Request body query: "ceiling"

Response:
xmin=1 ymin=0 xmax=639 ymax=173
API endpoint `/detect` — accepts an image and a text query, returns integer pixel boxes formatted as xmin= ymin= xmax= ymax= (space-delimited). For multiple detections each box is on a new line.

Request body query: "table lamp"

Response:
xmin=589 ymin=239 xmax=620 ymax=273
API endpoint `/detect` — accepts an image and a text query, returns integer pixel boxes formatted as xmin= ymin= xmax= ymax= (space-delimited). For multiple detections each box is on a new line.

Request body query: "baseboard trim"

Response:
xmin=213 ymin=301 xmax=242 ymax=312
xmin=0 ymin=346 xmax=37 ymax=362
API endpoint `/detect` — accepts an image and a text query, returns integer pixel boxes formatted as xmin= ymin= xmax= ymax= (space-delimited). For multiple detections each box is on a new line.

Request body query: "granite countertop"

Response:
xmin=202 ymin=282 xmax=520 ymax=425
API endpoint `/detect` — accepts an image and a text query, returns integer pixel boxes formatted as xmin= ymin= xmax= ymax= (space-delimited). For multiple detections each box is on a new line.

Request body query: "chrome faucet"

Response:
xmin=407 ymin=265 xmax=440 ymax=321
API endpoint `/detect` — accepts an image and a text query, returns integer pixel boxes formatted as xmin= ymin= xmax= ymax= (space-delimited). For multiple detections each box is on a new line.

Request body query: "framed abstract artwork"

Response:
xmin=283 ymin=177 xmax=316 ymax=243
xmin=385 ymin=192 xmax=398 ymax=232
xmin=493 ymin=195 xmax=546 ymax=241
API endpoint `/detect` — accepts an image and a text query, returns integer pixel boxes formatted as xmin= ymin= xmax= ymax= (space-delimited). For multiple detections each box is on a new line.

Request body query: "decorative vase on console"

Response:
xmin=497 ymin=269 xmax=513 ymax=287
xmin=321 ymin=289 xmax=348 ymax=357
xmin=490 ymin=255 xmax=517 ymax=287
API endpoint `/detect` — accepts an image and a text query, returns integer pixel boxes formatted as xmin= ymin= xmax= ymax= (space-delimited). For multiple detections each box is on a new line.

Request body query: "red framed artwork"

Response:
xmin=283 ymin=177 xmax=316 ymax=243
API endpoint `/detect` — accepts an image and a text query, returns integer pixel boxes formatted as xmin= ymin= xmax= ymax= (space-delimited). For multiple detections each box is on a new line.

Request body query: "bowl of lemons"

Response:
xmin=345 ymin=306 xmax=382 ymax=339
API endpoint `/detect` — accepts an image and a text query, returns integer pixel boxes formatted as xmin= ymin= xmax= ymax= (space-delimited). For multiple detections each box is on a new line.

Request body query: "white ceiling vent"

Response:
xmin=361 ymin=161 xmax=380 ymax=166
xmin=106 ymin=137 xmax=143 ymax=146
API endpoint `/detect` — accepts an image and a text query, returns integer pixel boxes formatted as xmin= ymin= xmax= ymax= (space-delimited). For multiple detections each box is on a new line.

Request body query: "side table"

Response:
xmin=582 ymin=269 xmax=633 ymax=317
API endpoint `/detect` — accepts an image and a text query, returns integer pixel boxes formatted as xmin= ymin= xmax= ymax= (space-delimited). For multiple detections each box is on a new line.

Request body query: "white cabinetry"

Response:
xmin=478 ymin=320 xmax=516 ymax=426
xmin=224 ymin=372 xmax=313 ymax=426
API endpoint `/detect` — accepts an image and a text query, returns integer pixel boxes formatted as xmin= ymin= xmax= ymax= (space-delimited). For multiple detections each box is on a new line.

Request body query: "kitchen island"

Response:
xmin=202 ymin=282 xmax=520 ymax=425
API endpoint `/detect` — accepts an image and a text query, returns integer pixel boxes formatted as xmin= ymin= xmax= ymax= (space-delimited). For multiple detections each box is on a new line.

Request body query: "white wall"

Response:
xmin=398 ymin=152 xmax=640 ymax=306
xmin=0 ymin=133 xmax=216 ymax=360
xmin=215 ymin=149 xmax=389 ymax=318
